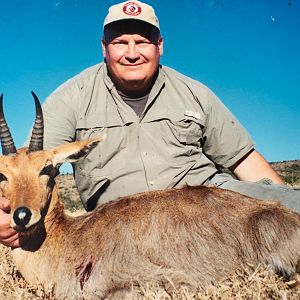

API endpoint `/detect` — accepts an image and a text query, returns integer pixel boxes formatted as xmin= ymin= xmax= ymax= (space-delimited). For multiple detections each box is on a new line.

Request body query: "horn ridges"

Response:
xmin=28 ymin=91 xmax=44 ymax=152
xmin=0 ymin=94 xmax=17 ymax=156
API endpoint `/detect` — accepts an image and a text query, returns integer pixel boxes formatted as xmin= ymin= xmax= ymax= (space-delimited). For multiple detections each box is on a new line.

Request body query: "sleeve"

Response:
xmin=201 ymin=89 xmax=255 ymax=168
xmin=42 ymin=84 xmax=80 ymax=149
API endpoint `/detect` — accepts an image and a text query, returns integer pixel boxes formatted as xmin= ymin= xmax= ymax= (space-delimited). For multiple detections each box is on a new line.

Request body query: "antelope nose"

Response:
xmin=13 ymin=207 xmax=32 ymax=227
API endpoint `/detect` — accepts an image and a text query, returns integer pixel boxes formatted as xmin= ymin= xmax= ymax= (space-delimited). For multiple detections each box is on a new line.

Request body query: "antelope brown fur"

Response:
xmin=0 ymin=93 xmax=300 ymax=299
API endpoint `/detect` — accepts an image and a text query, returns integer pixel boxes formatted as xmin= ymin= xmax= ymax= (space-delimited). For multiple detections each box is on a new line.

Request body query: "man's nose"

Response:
xmin=125 ymin=41 xmax=139 ymax=60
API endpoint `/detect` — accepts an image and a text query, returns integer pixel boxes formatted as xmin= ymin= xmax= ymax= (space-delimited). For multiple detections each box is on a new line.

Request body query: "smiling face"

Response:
xmin=102 ymin=21 xmax=163 ymax=96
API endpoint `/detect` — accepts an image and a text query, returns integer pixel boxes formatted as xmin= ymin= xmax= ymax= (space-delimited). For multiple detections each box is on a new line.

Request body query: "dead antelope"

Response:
xmin=0 ymin=92 xmax=300 ymax=299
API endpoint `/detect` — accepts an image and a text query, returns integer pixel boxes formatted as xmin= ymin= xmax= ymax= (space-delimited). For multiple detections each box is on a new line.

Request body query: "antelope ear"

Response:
xmin=51 ymin=137 xmax=102 ymax=167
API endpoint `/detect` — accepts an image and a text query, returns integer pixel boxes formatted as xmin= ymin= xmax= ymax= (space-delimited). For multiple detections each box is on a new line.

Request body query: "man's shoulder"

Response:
xmin=161 ymin=65 xmax=209 ymax=91
xmin=160 ymin=66 xmax=216 ymax=107
xmin=51 ymin=63 xmax=105 ymax=96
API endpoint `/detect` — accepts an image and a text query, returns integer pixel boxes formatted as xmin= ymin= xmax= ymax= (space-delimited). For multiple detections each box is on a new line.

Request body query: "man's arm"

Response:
xmin=229 ymin=150 xmax=284 ymax=184
xmin=0 ymin=191 xmax=20 ymax=248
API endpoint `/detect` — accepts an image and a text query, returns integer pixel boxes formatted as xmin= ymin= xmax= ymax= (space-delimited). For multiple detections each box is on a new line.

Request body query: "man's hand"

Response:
xmin=0 ymin=191 xmax=20 ymax=248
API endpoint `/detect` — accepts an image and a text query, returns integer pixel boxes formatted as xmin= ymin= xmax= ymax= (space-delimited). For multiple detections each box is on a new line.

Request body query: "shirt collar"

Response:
xmin=102 ymin=63 xmax=115 ymax=91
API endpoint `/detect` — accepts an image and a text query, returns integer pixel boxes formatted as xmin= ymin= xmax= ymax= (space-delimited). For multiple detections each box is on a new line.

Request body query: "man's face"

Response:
xmin=102 ymin=23 xmax=163 ymax=95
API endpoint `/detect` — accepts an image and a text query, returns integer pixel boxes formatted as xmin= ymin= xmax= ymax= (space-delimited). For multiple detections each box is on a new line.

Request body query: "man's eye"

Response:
xmin=113 ymin=41 xmax=127 ymax=47
xmin=136 ymin=42 xmax=152 ymax=48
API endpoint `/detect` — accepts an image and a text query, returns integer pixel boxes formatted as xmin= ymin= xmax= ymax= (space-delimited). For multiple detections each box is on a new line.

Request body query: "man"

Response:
xmin=0 ymin=1 xmax=299 ymax=248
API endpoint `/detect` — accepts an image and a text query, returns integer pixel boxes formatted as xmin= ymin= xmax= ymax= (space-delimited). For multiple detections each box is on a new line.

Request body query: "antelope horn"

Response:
xmin=0 ymin=93 xmax=17 ymax=156
xmin=28 ymin=91 xmax=44 ymax=152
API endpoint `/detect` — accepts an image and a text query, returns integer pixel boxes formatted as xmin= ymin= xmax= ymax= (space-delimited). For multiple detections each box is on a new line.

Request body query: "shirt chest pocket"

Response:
xmin=75 ymin=114 xmax=127 ymax=172
xmin=169 ymin=115 xmax=205 ymax=147
xmin=76 ymin=117 xmax=105 ymax=141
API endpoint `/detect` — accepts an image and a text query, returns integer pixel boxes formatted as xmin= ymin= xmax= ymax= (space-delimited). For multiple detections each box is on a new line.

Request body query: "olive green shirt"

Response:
xmin=43 ymin=63 xmax=254 ymax=209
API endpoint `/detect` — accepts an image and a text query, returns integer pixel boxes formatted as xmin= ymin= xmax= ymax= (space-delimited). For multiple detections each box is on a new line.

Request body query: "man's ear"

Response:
xmin=158 ymin=37 xmax=164 ymax=56
xmin=101 ymin=38 xmax=107 ymax=58
xmin=51 ymin=137 xmax=103 ymax=167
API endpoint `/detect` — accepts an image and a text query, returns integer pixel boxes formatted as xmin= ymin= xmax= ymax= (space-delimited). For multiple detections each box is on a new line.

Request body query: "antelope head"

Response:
xmin=0 ymin=92 xmax=101 ymax=233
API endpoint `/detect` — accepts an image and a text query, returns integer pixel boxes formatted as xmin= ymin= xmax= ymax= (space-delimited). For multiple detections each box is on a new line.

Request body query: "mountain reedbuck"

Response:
xmin=0 ymin=92 xmax=300 ymax=299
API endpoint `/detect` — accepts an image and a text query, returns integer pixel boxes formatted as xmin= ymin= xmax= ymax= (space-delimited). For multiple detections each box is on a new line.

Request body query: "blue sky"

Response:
xmin=1 ymin=0 xmax=299 ymax=164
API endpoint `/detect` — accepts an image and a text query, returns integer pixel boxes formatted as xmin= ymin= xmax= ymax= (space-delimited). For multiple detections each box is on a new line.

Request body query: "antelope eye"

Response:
xmin=39 ymin=165 xmax=54 ymax=176
xmin=0 ymin=173 xmax=7 ymax=182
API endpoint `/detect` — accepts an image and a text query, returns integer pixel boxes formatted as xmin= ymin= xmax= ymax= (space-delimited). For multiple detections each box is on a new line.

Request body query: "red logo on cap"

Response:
xmin=123 ymin=2 xmax=142 ymax=16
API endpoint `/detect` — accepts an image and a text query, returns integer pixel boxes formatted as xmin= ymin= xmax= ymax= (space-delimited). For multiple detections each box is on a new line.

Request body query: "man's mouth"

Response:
xmin=122 ymin=62 xmax=144 ymax=67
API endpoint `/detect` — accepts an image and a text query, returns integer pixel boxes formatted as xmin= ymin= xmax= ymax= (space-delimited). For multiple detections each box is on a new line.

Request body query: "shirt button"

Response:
xmin=149 ymin=181 xmax=154 ymax=186
xmin=143 ymin=151 xmax=147 ymax=156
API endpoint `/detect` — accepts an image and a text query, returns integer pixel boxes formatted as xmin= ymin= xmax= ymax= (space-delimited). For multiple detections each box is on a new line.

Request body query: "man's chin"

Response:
xmin=120 ymin=78 xmax=149 ymax=92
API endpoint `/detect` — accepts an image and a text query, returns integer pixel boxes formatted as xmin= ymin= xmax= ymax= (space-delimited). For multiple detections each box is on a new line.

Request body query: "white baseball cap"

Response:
xmin=103 ymin=1 xmax=160 ymax=30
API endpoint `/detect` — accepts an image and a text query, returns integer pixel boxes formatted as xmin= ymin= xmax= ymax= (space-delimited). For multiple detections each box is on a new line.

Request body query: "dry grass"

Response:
xmin=0 ymin=245 xmax=54 ymax=299
xmin=1 ymin=243 xmax=300 ymax=299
